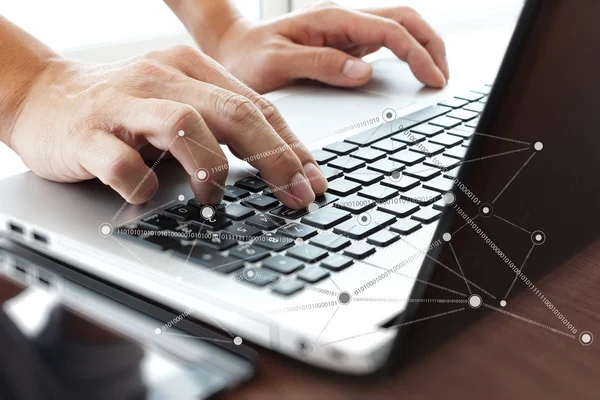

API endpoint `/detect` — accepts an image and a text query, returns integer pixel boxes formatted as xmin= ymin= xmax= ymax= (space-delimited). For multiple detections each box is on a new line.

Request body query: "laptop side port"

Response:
xmin=32 ymin=232 xmax=49 ymax=244
xmin=8 ymin=222 xmax=24 ymax=235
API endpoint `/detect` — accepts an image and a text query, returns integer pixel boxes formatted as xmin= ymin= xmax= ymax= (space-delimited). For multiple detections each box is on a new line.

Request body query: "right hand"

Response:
xmin=9 ymin=45 xmax=327 ymax=208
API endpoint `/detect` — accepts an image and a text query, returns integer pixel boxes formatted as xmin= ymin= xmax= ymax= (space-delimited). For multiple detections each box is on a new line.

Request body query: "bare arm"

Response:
xmin=0 ymin=16 xmax=57 ymax=146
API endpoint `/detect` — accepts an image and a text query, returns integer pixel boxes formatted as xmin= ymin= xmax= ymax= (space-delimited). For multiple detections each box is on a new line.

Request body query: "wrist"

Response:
xmin=167 ymin=0 xmax=244 ymax=58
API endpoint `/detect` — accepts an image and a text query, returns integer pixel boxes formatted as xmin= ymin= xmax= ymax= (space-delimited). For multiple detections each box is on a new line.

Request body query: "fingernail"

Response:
xmin=435 ymin=67 xmax=447 ymax=87
xmin=303 ymin=162 xmax=328 ymax=194
xmin=290 ymin=171 xmax=315 ymax=207
xmin=343 ymin=59 xmax=371 ymax=80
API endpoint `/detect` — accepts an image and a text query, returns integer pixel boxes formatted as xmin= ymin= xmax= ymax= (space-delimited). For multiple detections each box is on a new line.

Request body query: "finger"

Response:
xmin=78 ymin=131 xmax=159 ymax=205
xmin=150 ymin=46 xmax=328 ymax=196
xmin=287 ymin=44 xmax=373 ymax=87
xmin=362 ymin=7 xmax=449 ymax=80
xmin=150 ymin=77 xmax=316 ymax=208
xmin=296 ymin=8 xmax=446 ymax=87
xmin=116 ymin=97 xmax=229 ymax=205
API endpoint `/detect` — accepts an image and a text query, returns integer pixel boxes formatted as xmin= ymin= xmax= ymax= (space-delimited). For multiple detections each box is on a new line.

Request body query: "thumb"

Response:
xmin=289 ymin=45 xmax=373 ymax=87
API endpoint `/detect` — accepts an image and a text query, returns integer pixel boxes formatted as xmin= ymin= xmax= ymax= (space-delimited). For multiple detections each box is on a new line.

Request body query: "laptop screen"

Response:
xmin=386 ymin=0 xmax=600 ymax=370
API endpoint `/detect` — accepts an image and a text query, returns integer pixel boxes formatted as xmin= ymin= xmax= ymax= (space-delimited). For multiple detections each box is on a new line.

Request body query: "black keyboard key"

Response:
xmin=327 ymin=179 xmax=362 ymax=197
xmin=229 ymin=243 xmax=271 ymax=262
xmin=334 ymin=194 xmax=376 ymax=214
xmin=139 ymin=214 xmax=179 ymax=231
xmin=350 ymin=148 xmax=386 ymax=162
xmin=346 ymin=169 xmax=384 ymax=186
xmin=172 ymin=246 xmax=244 ymax=274
xmin=245 ymin=213 xmax=286 ymax=230
xmin=170 ymin=223 xmax=202 ymax=241
xmin=313 ymin=193 xmax=339 ymax=208
xmin=140 ymin=234 xmax=181 ymax=251
xmin=333 ymin=211 xmax=395 ymax=240
xmin=277 ymin=223 xmax=318 ymax=240
xmin=367 ymin=230 xmax=400 ymax=247
xmin=429 ymin=116 xmax=461 ymax=129
xmin=343 ymin=120 xmax=410 ymax=146
xmin=190 ymin=213 xmax=232 ymax=231
xmin=454 ymin=91 xmax=484 ymax=101
xmin=287 ymin=244 xmax=329 ymax=263
xmin=403 ymin=105 xmax=451 ymax=123
xmin=269 ymin=205 xmax=308 ymax=220
xmin=271 ymin=280 xmax=305 ymax=296
xmin=381 ymin=176 xmax=420 ymax=192
xmin=410 ymin=124 xmax=444 ymax=137
xmin=438 ymin=98 xmax=468 ymax=109
xmin=320 ymin=165 xmax=343 ymax=181
xmin=358 ymin=184 xmax=399 ymax=202
xmin=444 ymin=146 xmax=468 ymax=160
xmin=263 ymin=255 xmax=305 ymax=274
xmin=411 ymin=207 xmax=442 ymax=224
xmin=297 ymin=266 xmax=330 ymax=284
xmin=429 ymin=134 xmax=463 ymax=148
xmin=238 ymin=268 xmax=280 ymax=287
xmin=390 ymin=219 xmax=422 ymax=235
xmin=223 ymin=185 xmax=251 ymax=201
xmin=377 ymin=201 xmax=420 ymax=218
xmin=344 ymin=243 xmax=376 ymax=259
xmin=301 ymin=207 xmax=351 ymax=229
xmin=312 ymin=149 xmax=337 ymax=164
xmin=235 ymin=177 xmax=268 ymax=192
xmin=371 ymin=138 xmax=407 ymax=154
xmin=403 ymin=165 xmax=441 ymax=181
xmin=424 ymin=156 xmax=461 ymax=171
xmin=389 ymin=150 xmax=426 ymax=166
xmin=463 ymin=102 xmax=485 ymax=113
xmin=242 ymin=195 xmax=280 ymax=211
xmin=323 ymin=142 xmax=358 ymax=155
xmin=465 ymin=118 xmax=480 ymax=128
xmin=408 ymin=142 xmax=445 ymax=156
xmin=422 ymin=176 xmax=454 ymax=193
xmin=447 ymin=109 xmax=478 ymax=121
xmin=329 ymin=156 xmax=365 ymax=172
xmin=254 ymin=232 xmax=294 ymax=251
xmin=400 ymin=187 xmax=441 ymax=206
xmin=223 ymin=223 xmax=262 ymax=241
xmin=320 ymin=254 xmax=354 ymax=272
xmin=164 ymin=205 xmax=198 ymax=221
xmin=391 ymin=130 xmax=427 ymax=145
xmin=367 ymin=159 xmax=405 ymax=175
xmin=310 ymin=232 xmax=351 ymax=252
xmin=219 ymin=204 xmax=255 ymax=221
xmin=196 ymin=232 xmax=238 ymax=251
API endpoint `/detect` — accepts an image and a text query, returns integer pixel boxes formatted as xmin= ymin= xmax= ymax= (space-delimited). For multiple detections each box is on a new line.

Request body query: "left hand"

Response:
xmin=200 ymin=1 xmax=449 ymax=94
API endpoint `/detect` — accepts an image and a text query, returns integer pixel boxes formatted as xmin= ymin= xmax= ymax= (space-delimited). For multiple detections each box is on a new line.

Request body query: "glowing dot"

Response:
xmin=178 ymin=195 xmax=185 ymax=201
xmin=155 ymin=328 xmax=162 ymax=335
xmin=468 ymin=294 xmax=482 ymax=309
xmin=295 ymin=238 xmax=304 ymax=245
xmin=178 ymin=130 xmax=185 ymax=137
xmin=195 ymin=168 xmax=209 ymax=182
xmin=99 ymin=223 xmax=113 ymax=237
xmin=534 ymin=142 xmax=543 ymax=151
xmin=247 ymin=271 xmax=254 ymax=278
xmin=201 ymin=206 xmax=215 ymax=219
xmin=443 ymin=192 xmax=456 ymax=205
xmin=307 ymin=202 xmax=320 ymax=214
xmin=500 ymin=300 xmax=507 ymax=307
xmin=442 ymin=233 xmax=452 ymax=242
xmin=233 ymin=336 xmax=243 ymax=345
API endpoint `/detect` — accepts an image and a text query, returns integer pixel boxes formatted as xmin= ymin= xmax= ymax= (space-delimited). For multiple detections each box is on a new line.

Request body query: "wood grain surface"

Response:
xmin=226 ymin=238 xmax=600 ymax=400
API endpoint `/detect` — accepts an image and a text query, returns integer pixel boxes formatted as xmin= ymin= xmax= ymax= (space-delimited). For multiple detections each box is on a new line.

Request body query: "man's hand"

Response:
xmin=9 ymin=46 xmax=327 ymax=208
xmin=180 ymin=1 xmax=449 ymax=94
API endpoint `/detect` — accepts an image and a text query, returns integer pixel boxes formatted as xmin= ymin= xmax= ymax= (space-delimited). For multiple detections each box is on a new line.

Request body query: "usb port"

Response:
xmin=8 ymin=223 xmax=24 ymax=235
xmin=33 ymin=232 xmax=48 ymax=244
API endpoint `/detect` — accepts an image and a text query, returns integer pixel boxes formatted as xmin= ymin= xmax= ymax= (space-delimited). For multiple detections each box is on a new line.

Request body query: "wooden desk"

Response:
xmin=227 ymin=239 xmax=600 ymax=400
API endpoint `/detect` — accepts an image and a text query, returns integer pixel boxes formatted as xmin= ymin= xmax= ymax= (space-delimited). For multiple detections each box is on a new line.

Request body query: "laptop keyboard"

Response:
xmin=116 ymin=86 xmax=490 ymax=297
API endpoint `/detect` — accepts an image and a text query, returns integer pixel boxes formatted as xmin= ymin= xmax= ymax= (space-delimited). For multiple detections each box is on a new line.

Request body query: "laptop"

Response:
xmin=1 ymin=0 xmax=598 ymax=375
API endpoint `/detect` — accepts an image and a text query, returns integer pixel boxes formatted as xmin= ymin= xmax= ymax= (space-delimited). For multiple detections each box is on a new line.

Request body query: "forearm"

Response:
xmin=164 ymin=0 xmax=243 ymax=58
xmin=0 ymin=16 xmax=59 ymax=147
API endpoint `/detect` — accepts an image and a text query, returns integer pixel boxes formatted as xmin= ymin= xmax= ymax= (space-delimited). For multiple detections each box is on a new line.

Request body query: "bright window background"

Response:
xmin=0 ymin=0 xmax=260 ymax=51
